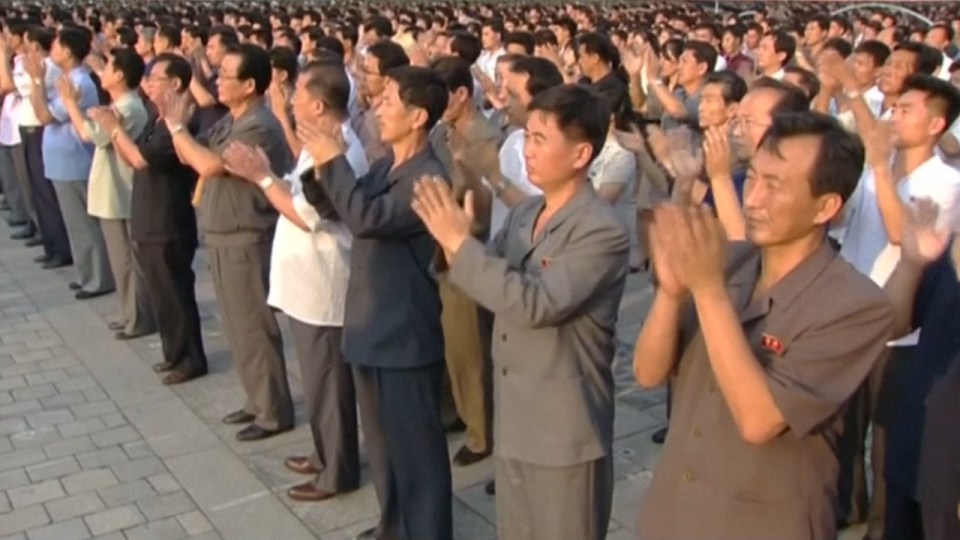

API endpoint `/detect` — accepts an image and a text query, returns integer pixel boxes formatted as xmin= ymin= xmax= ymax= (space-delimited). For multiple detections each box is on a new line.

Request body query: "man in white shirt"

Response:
xmin=923 ymin=23 xmax=956 ymax=81
xmin=475 ymin=18 xmax=506 ymax=83
xmin=490 ymin=56 xmax=563 ymax=237
xmin=836 ymin=74 xmax=960 ymax=536
xmin=223 ymin=59 xmax=367 ymax=503
xmin=756 ymin=31 xmax=795 ymax=81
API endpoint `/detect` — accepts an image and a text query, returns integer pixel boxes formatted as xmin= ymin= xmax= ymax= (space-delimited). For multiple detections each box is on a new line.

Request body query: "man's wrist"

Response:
xmin=691 ymin=280 xmax=729 ymax=303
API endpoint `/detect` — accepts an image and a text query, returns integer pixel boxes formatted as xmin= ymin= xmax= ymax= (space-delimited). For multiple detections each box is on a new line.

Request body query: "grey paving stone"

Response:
xmin=123 ymin=441 xmax=155 ymax=460
xmin=25 ymin=369 xmax=70 ymax=386
xmin=99 ymin=412 xmax=125 ymax=429
xmin=111 ymin=456 xmax=167 ymax=482
xmin=137 ymin=491 xmax=196 ymax=521
xmin=175 ymin=511 xmax=212 ymax=536
xmin=98 ymin=479 xmax=156 ymax=506
xmin=25 ymin=517 xmax=90 ymax=540
xmin=0 ymin=468 xmax=30 ymax=490
xmin=44 ymin=435 xmax=95 ymax=459
xmin=0 ymin=417 xmax=27 ymax=436
xmin=55 ymin=376 xmax=98 ymax=394
xmin=0 ymin=434 xmax=10 ymax=453
xmin=10 ymin=425 xmax=61 ymax=449
xmin=70 ymin=401 xmax=116 ymax=420
xmin=0 ymin=532 xmax=26 ymax=540
xmin=26 ymin=338 xmax=63 ymax=351
xmin=58 ymin=418 xmax=107 ymax=439
xmin=123 ymin=517 xmax=188 ymax=540
xmin=7 ymin=478 xmax=66 ymax=508
xmin=0 ymin=505 xmax=50 ymax=536
xmin=0 ymin=491 xmax=10 ymax=513
xmin=11 ymin=383 xmax=57 ymax=401
xmin=40 ymin=392 xmax=87 ymax=409
xmin=81 ymin=388 xmax=108 ymax=403
xmin=83 ymin=504 xmax=145 ymax=536
xmin=76 ymin=446 xmax=129 ymax=471
xmin=146 ymin=474 xmax=180 ymax=495
xmin=0 ymin=375 xmax=26 ymax=392
xmin=37 ymin=357 xmax=75 ymax=371
xmin=44 ymin=492 xmax=106 ymax=522
xmin=0 ymin=390 xmax=12 ymax=405
xmin=0 ymin=399 xmax=43 ymax=419
xmin=0 ymin=447 xmax=49 ymax=472
xmin=12 ymin=350 xmax=52 ymax=364
xmin=91 ymin=424 xmax=136 ymax=447
xmin=25 ymin=456 xmax=81 ymax=482
xmin=25 ymin=409 xmax=75 ymax=429
xmin=61 ymin=468 xmax=119 ymax=495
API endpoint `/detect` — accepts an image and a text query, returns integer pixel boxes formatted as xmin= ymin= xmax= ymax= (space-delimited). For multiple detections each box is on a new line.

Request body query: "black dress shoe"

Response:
xmin=651 ymin=427 xmax=668 ymax=445
xmin=34 ymin=253 xmax=52 ymax=263
xmin=162 ymin=369 xmax=207 ymax=385
xmin=75 ymin=289 xmax=112 ymax=300
xmin=453 ymin=445 xmax=491 ymax=467
xmin=354 ymin=527 xmax=378 ymax=540
xmin=69 ymin=282 xmax=82 ymax=291
xmin=7 ymin=219 xmax=28 ymax=227
xmin=222 ymin=409 xmax=256 ymax=425
xmin=24 ymin=237 xmax=43 ymax=247
xmin=153 ymin=361 xmax=175 ymax=373
xmin=484 ymin=480 xmax=496 ymax=495
xmin=235 ymin=424 xmax=290 ymax=442
xmin=108 ymin=321 xmax=124 ymax=331
xmin=11 ymin=229 xmax=33 ymax=240
xmin=115 ymin=330 xmax=149 ymax=341
xmin=42 ymin=256 xmax=72 ymax=270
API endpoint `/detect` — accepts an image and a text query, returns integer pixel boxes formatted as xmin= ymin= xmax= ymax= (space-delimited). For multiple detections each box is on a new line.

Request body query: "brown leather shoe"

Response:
xmin=287 ymin=481 xmax=336 ymax=502
xmin=161 ymin=370 xmax=207 ymax=385
xmin=284 ymin=456 xmax=320 ymax=476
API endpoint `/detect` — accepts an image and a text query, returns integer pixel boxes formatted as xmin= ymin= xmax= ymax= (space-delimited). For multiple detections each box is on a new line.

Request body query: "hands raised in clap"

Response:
xmin=223 ymin=142 xmax=272 ymax=184
xmin=411 ymin=176 xmax=474 ymax=256
xmin=900 ymin=198 xmax=951 ymax=268
xmin=296 ymin=116 xmax=346 ymax=166
xmin=650 ymin=204 xmax=727 ymax=299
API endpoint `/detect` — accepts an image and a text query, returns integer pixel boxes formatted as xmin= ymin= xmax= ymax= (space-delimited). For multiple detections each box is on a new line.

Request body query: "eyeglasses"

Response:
xmin=731 ymin=116 xmax=770 ymax=131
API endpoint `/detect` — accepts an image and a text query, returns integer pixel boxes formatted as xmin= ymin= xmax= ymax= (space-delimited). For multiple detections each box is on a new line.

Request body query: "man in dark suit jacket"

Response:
xmin=301 ymin=66 xmax=452 ymax=540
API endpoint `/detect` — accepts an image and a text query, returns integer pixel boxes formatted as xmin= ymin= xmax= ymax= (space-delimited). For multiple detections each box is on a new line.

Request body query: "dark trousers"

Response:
xmin=21 ymin=127 xmax=69 ymax=259
xmin=135 ymin=240 xmax=207 ymax=375
xmin=923 ymin=507 xmax=960 ymax=540
xmin=354 ymin=363 xmax=452 ymax=540
xmin=287 ymin=320 xmax=359 ymax=493
xmin=883 ymin=487 xmax=924 ymax=540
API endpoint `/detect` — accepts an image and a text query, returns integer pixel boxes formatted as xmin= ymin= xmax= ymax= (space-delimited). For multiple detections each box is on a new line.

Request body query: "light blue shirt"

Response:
xmin=42 ymin=66 xmax=97 ymax=182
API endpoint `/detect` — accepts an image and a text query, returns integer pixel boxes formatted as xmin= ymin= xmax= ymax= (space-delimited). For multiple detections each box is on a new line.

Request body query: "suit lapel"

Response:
xmin=520 ymin=185 xmax=596 ymax=264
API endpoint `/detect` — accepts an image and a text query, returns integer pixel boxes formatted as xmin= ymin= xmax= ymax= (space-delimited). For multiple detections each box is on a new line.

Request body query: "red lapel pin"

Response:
xmin=760 ymin=333 xmax=785 ymax=356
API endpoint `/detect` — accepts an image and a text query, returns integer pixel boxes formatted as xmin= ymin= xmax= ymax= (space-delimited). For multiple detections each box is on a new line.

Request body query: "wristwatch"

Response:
xmin=169 ymin=123 xmax=185 ymax=135
xmin=844 ymin=88 xmax=861 ymax=99
xmin=258 ymin=176 xmax=275 ymax=190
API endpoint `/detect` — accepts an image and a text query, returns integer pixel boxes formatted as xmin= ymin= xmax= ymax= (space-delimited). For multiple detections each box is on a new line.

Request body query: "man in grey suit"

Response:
xmin=413 ymin=84 xmax=630 ymax=540
xmin=299 ymin=66 xmax=453 ymax=540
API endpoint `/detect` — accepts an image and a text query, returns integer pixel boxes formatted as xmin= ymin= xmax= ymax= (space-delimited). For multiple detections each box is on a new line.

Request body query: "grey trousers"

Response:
xmin=100 ymin=219 xmax=155 ymax=334
xmin=207 ymin=242 xmax=294 ymax=431
xmin=496 ymin=455 xmax=613 ymax=540
xmin=52 ymin=181 xmax=114 ymax=293
xmin=286 ymin=320 xmax=359 ymax=493
xmin=0 ymin=144 xmax=29 ymax=223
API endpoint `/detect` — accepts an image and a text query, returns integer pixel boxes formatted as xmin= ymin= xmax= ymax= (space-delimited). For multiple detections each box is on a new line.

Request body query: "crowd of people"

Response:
xmin=0 ymin=1 xmax=958 ymax=539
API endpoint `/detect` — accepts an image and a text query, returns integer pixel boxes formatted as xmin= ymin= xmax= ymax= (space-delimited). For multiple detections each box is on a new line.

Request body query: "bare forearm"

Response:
xmin=650 ymin=82 xmax=686 ymax=119
xmin=883 ymin=262 xmax=924 ymax=337
xmin=171 ymin=131 xmax=224 ymax=177
xmin=263 ymin=180 xmax=309 ymax=231
xmin=28 ymin=85 xmax=54 ymax=125
xmin=694 ymin=287 xmax=785 ymax=444
xmin=189 ymin=78 xmax=216 ymax=108
xmin=276 ymin=109 xmax=302 ymax=157
xmin=709 ymin=174 xmax=746 ymax=240
xmin=64 ymin=101 xmax=90 ymax=141
xmin=112 ymin=129 xmax=148 ymax=170
xmin=633 ymin=291 xmax=684 ymax=387
xmin=873 ymin=165 xmax=904 ymax=244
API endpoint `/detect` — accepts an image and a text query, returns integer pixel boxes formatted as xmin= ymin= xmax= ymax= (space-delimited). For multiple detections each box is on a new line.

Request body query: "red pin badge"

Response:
xmin=760 ymin=333 xmax=785 ymax=356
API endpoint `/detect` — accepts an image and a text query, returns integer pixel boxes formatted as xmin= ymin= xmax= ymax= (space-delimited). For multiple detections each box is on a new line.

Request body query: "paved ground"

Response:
xmin=0 ymin=217 xmax=870 ymax=540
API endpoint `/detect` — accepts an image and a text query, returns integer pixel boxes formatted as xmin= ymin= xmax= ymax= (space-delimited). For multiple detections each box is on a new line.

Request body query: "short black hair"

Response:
xmin=508 ymin=56 xmax=564 ymax=100
xmin=693 ymin=22 xmax=721 ymax=42
xmin=481 ymin=17 xmax=505 ymax=38
xmin=56 ymin=26 xmax=92 ymax=61
xmin=704 ymin=70 xmax=747 ymax=104
xmin=367 ymin=40 xmax=409 ymax=74
xmin=269 ymin=46 xmax=299 ymax=85
xmin=224 ymin=43 xmax=272 ymax=95
xmin=929 ymin=23 xmax=956 ymax=43
xmin=157 ymin=24 xmax=181 ymax=48
xmin=528 ymin=84 xmax=609 ymax=164
xmin=766 ymin=31 xmax=796 ymax=67
xmin=758 ymin=112 xmax=864 ymax=204
xmin=829 ymin=15 xmax=853 ymax=35
xmin=901 ymin=74 xmax=960 ymax=135
xmin=153 ymin=52 xmax=192 ymax=91
xmin=363 ymin=15 xmax=393 ymax=39
xmin=431 ymin=55 xmax=474 ymax=97
xmin=784 ymin=66 xmax=821 ymax=100
xmin=302 ymin=59 xmax=351 ymax=118
xmin=335 ymin=24 xmax=359 ymax=46
xmin=895 ymin=41 xmax=942 ymax=76
xmin=823 ymin=37 xmax=853 ymax=59
xmin=578 ymin=32 xmax=620 ymax=67
xmin=184 ymin=25 xmax=208 ymax=46
xmin=109 ymin=47 xmax=145 ymax=89
xmin=383 ymin=65 xmax=448 ymax=131
xmin=807 ymin=15 xmax=830 ymax=33
xmin=854 ymin=40 xmax=891 ymax=68
xmin=314 ymin=36 xmax=345 ymax=59
xmin=448 ymin=31 xmax=482 ymax=65
xmin=505 ymin=31 xmax=535 ymax=55
xmin=684 ymin=41 xmax=718 ymax=75
xmin=116 ymin=26 xmax=138 ymax=48
xmin=209 ymin=25 xmax=239 ymax=47
xmin=534 ymin=28 xmax=558 ymax=47
xmin=752 ymin=77 xmax=812 ymax=115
